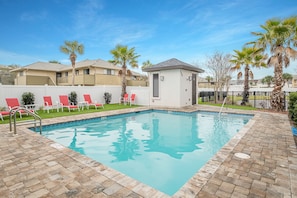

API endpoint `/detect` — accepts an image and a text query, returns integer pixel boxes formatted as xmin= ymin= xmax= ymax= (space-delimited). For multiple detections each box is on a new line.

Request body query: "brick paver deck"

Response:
xmin=0 ymin=106 xmax=296 ymax=197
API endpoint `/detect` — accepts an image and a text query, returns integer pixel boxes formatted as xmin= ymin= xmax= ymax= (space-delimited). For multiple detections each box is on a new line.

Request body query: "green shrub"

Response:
xmin=68 ymin=91 xmax=77 ymax=105
xmin=288 ymin=92 xmax=297 ymax=126
xmin=103 ymin=92 xmax=112 ymax=104
xmin=21 ymin=92 xmax=35 ymax=105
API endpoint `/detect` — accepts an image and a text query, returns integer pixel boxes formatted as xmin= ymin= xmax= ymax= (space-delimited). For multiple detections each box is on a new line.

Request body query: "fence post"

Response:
xmin=253 ymin=91 xmax=256 ymax=108
xmin=232 ymin=91 xmax=234 ymax=105
xmin=284 ymin=91 xmax=286 ymax=111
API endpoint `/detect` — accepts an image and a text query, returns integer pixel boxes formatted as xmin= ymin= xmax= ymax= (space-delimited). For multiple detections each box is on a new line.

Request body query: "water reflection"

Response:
xmin=143 ymin=114 xmax=203 ymax=159
xmin=69 ymin=129 xmax=85 ymax=155
xmin=109 ymin=118 xmax=140 ymax=162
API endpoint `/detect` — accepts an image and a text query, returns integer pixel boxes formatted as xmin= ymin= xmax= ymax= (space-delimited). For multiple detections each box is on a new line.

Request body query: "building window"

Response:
xmin=83 ymin=69 xmax=90 ymax=75
xmin=56 ymin=72 xmax=62 ymax=78
xmin=153 ymin=73 xmax=159 ymax=97
xmin=104 ymin=69 xmax=115 ymax=75
xmin=75 ymin=70 xmax=79 ymax=75
xmin=19 ymin=71 xmax=24 ymax=76
xmin=65 ymin=72 xmax=68 ymax=77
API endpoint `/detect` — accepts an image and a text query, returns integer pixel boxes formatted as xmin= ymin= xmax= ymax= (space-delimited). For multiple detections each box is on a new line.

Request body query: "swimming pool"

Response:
xmin=35 ymin=110 xmax=253 ymax=196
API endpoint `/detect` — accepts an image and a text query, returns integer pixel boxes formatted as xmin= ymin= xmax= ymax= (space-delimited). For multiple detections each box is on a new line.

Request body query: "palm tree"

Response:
xmin=283 ymin=73 xmax=293 ymax=87
xmin=250 ymin=16 xmax=297 ymax=111
xmin=262 ymin=75 xmax=274 ymax=87
xmin=205 ymin=76 xmax=213 ymax=88
xmin=141 ymin=60 xmax=153 ymax=70
xmin=60 ymin=41 xmax=84 ymax=86
xmin=109 ymin=44 xmax=140 ymax=99
xmin=230 ymin=47 xmax=266 ymax=105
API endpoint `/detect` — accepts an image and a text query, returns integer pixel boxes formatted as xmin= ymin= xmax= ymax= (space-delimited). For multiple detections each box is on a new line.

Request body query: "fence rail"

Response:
xmin=199 ymin=91 xmax=292 ymax=110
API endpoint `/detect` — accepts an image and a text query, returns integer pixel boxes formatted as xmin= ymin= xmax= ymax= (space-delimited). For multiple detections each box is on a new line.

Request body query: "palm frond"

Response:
xmin=245 ymin=41 xmax=256 ymax=46
xmin=284 ymin=55 xmax=290 ymax=68
xmin=127 ymin=70 xmax=132 ymax=76
xmin=273 ymin=45 xmax=284 ymax=55
xmin=267 ymin=55 xmax=279 ymax=66
xmin=285 ymin=47 xmax=297 ymax=60
xmin=237 ymin=72 xmax=242 ymax=80
xmin=283 ymin=16 xmax=297 ymax=26
xmin=231 ymin=64 xmax=241 ymax=70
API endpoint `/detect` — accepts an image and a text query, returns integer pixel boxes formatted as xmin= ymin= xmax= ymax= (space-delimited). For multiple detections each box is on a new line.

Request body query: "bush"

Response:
xmin=288 ymin=92 xmax=297 ymax=126
xmin=68 ymin=91 xmax=77 ymax=105
xmin=103 ymin=92 xmax=112 ymax=104
xmin=21 ymin=92 xmax=35 ymax=105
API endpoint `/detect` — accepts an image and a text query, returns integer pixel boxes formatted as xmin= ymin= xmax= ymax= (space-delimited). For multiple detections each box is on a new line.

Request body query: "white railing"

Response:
xmin=219 ymin=97 xmax=227 ymax=115
xmin=9 ymin=107 xmax=42 ymax=135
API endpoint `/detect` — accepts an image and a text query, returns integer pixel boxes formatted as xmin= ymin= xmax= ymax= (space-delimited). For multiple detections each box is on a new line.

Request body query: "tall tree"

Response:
xmin=141 ymin=60 xmax=153 ymax=69
xmin=109 ymin=44 xmax=140 ymax=99
xmin=262 ymin=75 xmax=274 ymax=87
xmin=205 ymin=76 xmax=213 ymax=88
xmin=283 ymin=73 xmax=293 ymax=87
xmin=250 ymin=16 xmax=297 ymax=111
xmin=60 ymin=41 xmax=84 ymax=86
xmin=205 ymin=52 xmax=232 ymax=102
xmin=230 ymin=47 xmax=266 ymax=105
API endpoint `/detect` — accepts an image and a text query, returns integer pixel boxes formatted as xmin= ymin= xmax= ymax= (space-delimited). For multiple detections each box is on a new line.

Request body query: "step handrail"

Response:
xmin=9 ymin=106 xmax=42 ymax=135
xmin=219 ymin=97 xmax=227 ymax=115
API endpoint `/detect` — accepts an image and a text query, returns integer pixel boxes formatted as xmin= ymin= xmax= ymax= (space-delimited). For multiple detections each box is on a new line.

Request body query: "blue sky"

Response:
xmin=0 ymin=0 xmax=297 ymax=79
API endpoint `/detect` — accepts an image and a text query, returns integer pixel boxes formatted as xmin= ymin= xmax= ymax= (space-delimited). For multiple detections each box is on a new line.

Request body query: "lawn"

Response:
xmin=0 ymin=104 xmax=139 ymax=124
xmin=1 ymin=101 xmax=273 ymax=125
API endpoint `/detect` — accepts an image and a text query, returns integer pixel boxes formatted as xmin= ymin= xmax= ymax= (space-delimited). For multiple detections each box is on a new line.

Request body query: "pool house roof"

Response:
xmin=142 ymin=58 xmax=204 ymax=73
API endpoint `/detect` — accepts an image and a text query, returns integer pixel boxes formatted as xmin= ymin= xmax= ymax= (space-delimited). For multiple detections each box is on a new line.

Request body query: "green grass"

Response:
xmin=0 ymin=101 xmax=264 ymax=125
xmin=0 ymin=104 xmax=139 ymax=124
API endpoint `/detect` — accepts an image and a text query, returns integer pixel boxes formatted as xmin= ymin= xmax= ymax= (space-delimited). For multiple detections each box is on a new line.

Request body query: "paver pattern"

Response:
xmin=0 ymin=105 xmax=296 ymax=198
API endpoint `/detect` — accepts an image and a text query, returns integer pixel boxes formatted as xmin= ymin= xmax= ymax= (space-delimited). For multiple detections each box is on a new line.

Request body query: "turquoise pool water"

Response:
xmin=36 ymin=110 xmax=253 ymax=195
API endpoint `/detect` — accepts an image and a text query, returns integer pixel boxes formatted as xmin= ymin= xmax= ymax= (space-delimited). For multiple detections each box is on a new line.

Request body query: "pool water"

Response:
xmin=36 ymin=110 xmax=253 ymax=195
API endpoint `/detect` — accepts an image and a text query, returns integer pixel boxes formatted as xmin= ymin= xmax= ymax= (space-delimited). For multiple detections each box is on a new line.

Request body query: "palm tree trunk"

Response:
xmin=70 ymin=53 xmax=76 ymax=86
xmin=241 ymin=65 xmax=249 ymax=105
xmin=271 ymin=59 xmax=284 ymax=111
xmin=121 ymin=66 xmax=127 ymax=98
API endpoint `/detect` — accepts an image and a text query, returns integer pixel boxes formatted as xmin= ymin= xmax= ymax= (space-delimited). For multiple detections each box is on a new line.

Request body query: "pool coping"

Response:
xmin=1 ymin=105 xmax=295 ymax=197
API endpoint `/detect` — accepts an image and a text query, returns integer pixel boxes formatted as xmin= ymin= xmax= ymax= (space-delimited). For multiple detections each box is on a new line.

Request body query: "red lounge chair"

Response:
xmin=129 ymin=93 xmax=136 ymax=106
xmin=0 ymin=111 xmax=10 ymax=121
xmin=59 ymin=95 xmax=79 ymax=112
xmin=83 ymin=94 xmax=104 ymax=109
xmin=5 ymin=98 xmax=35 ymax=118
xmin=43 ymin=96 xmax=60 ymax=113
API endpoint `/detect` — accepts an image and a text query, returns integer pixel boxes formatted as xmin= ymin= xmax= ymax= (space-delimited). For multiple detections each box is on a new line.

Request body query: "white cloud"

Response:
xmin=70 ymin=0 xmax=155 ymax=47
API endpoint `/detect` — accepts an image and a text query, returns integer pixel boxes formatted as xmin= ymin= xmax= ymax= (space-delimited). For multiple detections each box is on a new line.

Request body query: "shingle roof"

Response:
xmin=10 ymin=62 xmax=69 ymax=72
xmin=73 ymin=59 xmax=121 ymax=70
xmin=70 ymin=59 xmax=146 ymax=76
xmin=9 ymin=59 xmax=145 ymax=75
xmin=142 ymin=58 xmax=204 ymax=73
